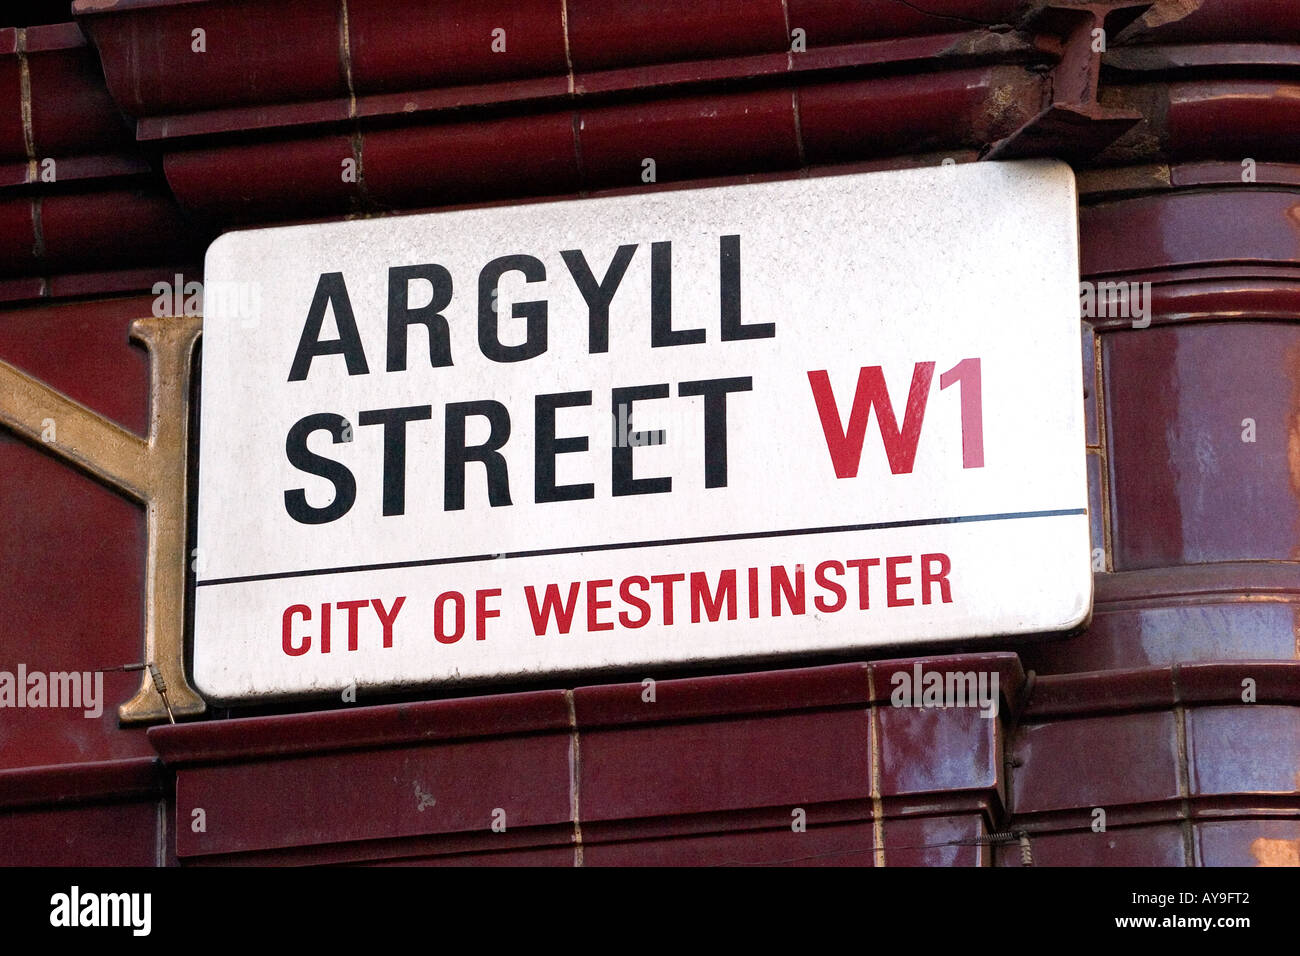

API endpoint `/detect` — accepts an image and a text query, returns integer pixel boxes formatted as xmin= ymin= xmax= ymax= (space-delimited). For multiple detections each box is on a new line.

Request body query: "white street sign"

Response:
xmin=193 ymin=159 xmax=1091 ymax=703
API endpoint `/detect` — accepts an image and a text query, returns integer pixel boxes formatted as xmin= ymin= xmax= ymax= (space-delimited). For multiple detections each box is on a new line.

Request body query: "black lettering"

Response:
xmin=478 ymin=255 xmax=547 ymax=363
xmin=288 ymin=272 xmax=370 ymax=381
xmin=535 ymin=391 xmax=594 ymax=503
xmin=612 ymin=384 xmax=671 ymax=496
xmin=651 ymin=241 xmax=705 ymax=347
xmin=284 ymin=413 xmax=357 ymax=524
xmin=677 ymin=376 xmax=752 ymax=488
xmin=719 ymin=235 xmax=773 ymax=340
xmin=445 ymin=401 xmax=513 ymax=510
xmin=357 ymin=404 xmax=432 ymax=516
xmin=560 ymin=245 xmax=637 ymax=354
xmin=387 ymin=264 xmax=454 ymax=371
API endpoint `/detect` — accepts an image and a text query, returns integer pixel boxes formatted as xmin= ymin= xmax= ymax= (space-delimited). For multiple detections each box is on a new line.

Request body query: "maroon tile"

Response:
xmin=1105 ymin=323 xmax=1300 ymax=568
xmin=1022 ymin=601 xmax=1300 ymax=674
xmin=876 ymin=704 xmax=1000 ymax=797
xmin=996 ymin=824 xmax=1188 ymax=867
xmin=1082 ymin=191 xmax=1300 ymax=276
xmin=584 ymin=819 xmax=876 ymax=867
xmin=578 ymin=89 xmax=799 ymax=191
xmin=572 ymin=662 xmax=869 ymax=729
xmin=363 ymin=113 xmax=581 ymax=209
xmin=26 ymin=39 xmax=132 ymax=157
xmin=786 ymin=0 xmax=1023 ymax=47
xmin=1177 ymin=661 xmax=1300 ymax=706
xmin=348 ymin=0 xmax=567 ymax=94
xmin=1082 ymin=324 xmax=1099 ymax=446
xmin=1023 ymin=669 xmax=1176 ymax=720
xmin=1169 ymin=80 xmax=1300 ymax=161
xmin=80 ymin=0 xmax=345 ymax=117
xmin=1011 ymin=712 xmax=1181 ymax=813
xmin=1187 ymin=705 xmax=1300 ymax=796
xmin=366 ymin=845 xmax=574 ymax=866
xmin=0 ymin=297 xmax=158 ymax=770
xmin=174 ymin=732 xmax=573 ymax=858
xmin=567 ymin=0 xmax=787 ymax=72
xmin=578 ymin=708 xmax=870 ymax=822
xmin=1087 ymin=451 xmax=1106 ymax=567
xmin=0 ymin=799 xmax=163 ymax=866
xmin=798 ymin=67 xmax=1039 ymax=165
xmin=1195 ymin=818 xmax=1300 ymax=866
xmin=40 ymin=190 xmax=199 ymax=273
xmin=884 ymin=813 xmax=986 ymax=866
xmin=164 ymin=136 xmax=361 ymax=224
xmin=0 ymin=37 xmax=22 ymax=160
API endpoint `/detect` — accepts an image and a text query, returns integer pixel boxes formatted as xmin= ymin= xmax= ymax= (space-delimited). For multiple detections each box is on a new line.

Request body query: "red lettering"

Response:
xmin=650 ymin=573 xmax=685 ymax=625
xmin=371 ymin=596 xmax=405 ymax=648
xmin=338 ymin=598 xmax=368 ymax=650
xmin=845 ymin=558 xmax=880 ymax=610
xmin=282 ymin=604 xmax=311 ymax=656
xmin=618 ymin=576 xmax=651 ymax=628
xmin=770 ymin=564 xmax=805 ymax=616
xmin=587 ymin=579 xmax=614 ymax=632
xmin=476 ymin=588 xmax=501 ymax=640
xmin=813 ymin=561 xmax=846 ymax=612
xmin=690 ymin=569 xmax=737 ymax=623
xmin=921 ymin=553 xmax=953 ymax=604
xmin=939 ymin=358 xmax=984 ymax=469
xmin=433 ymin=590 xmax=466 ymax=643
xmin=525 ymin=582 xmax=582 ymax=635
xmin=886 ymin=556 xmax=913 ymax=607
xmin=807 ymin=363 xmax=935 ymax=477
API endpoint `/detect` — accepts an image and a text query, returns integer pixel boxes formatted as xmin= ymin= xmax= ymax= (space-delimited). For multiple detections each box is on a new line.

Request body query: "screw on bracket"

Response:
xmin=985 ymin=2 xmax=1153 ymax=161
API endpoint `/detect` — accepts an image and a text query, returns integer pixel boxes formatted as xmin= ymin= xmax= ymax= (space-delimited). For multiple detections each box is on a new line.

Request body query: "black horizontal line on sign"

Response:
xmin=195 ymin=508 xmax=1087 ymax=588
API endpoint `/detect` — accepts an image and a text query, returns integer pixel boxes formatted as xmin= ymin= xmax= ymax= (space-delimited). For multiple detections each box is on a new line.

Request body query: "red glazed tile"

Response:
xmin=1082 ymin=191 xmax=1300 ymax=275
xmin=0 ymin=297 xmax=159 ymax=771
xmin=786 ymin=0 xmax=1023 ymax=47
xmin=26 ymin=42 xmax=132 ymax=157
xmin=366 ymin=845 xmax=574 ymax=866
xmin=578 ymin=89 xmax=799 ymax=191
xmin=40 ymin=189 xmax=199 ymax=273
xmin=1124 ymin=0 xmax=1300 ymax=43
xmin=578 ymin=708 xmax=870 ymax=822
xmin=1105 ymin=323 xmax=1300 ymax=568
xmin=1082 ymin=324 xmax=1099 ymax=446
xmin=1023 ymin=669 xmax=1176 ymax=720
xmin=0 ymin=37 xmax=27 ymax=160
xmin=883 ymin=813 xmax=987 ymax=866
xmin=1177 ymin=661 xmax=1300 ymax=706
xmin=173 ymin=732 xmax=573 ymax=858
xmin=876 ymin=703 xmax=1000 ymax=796
xmin=164 ymin=136 xmax=361 ymax=223
xmin=797 ymin=67 xmax=1038 ymax=165
xmin=363 ymin=113 xmax=581 ymax=209
xmin=585 ymin=819 xmax=876 ymax=867
xmin=566 ymin=0 xmax=787 ymax=72
xmin=1186 ymin=705 xmax=1300 ymax=796
xmin=0 ymin=199 xmax=37 ymax=277
xmin=1011 ymin=712 xmax=1181 ymax=813
xmin=1086 ymin=451 xmax=1106 ymax=567
xmin=995 ymin=823 xmax=1187 ymax=867
xmin=1169 ymin=81 xmax=1300 ymax=161
xmin=0 ymin=800 xmax=164 ymax=866
xmin=80 ymin=0 xmax=345 ymax=117
xmin=348 ymin=0 xmax=567 ymax=94
xmin=1195 ymin=818 xmax=1300 ymax=866
xmin=1023 ymin=601 xmax=1300 ymax=674
xmin=572 ymin=662 xmax=869 ymax=729
xmin=149 ymin=690 xmax=574 ymax=766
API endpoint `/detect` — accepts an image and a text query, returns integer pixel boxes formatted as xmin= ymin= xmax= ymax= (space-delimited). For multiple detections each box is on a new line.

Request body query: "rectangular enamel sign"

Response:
xmin=193 ymin=158 xmax=1091 ymax=703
